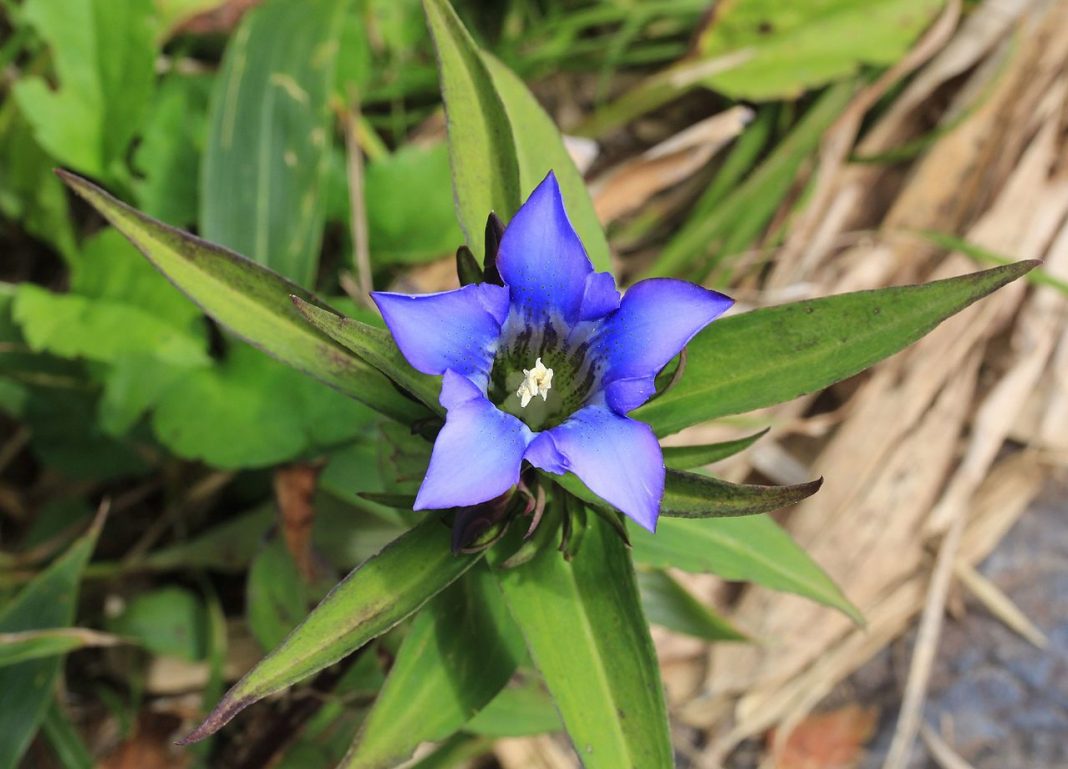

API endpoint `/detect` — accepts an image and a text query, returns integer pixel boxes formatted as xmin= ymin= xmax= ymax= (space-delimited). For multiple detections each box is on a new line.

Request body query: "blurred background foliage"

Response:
xmin=2 ymin=0 xmax=1065 ymax=768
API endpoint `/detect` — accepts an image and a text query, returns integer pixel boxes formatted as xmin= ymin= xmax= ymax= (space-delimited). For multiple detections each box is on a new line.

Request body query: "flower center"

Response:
xmin=516 ymin=357 xmax=553 ymax=408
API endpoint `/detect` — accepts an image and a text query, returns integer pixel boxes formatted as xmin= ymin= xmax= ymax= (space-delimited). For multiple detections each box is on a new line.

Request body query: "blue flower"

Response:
xmin=372 ymin=173 xmax=732 ymax=532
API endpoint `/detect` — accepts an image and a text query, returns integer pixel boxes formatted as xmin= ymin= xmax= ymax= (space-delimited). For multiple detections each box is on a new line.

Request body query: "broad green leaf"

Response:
xmin=637 ymin=261 xmax=1038 ymax=437
xmin=342 ymin=564 xmax=525 ymax=768
xmin=13 ymin=228 xmax=209 ymax=366
xmin=148 ymin=345 xmax=374 ymax=468
xmin=12 ymin=0 xmax=156 ymax=179
xmin=466 ymin=677 xmax=563 ymax=738
xmin=662 ymin=428 xmax=769 ymax=470
xmin=292 ymin=296 xmax=442 ymax=413
xmin=58 ymin=171 xmax=426 ymax=424
xmin=107 ymin=586 xmax=208 ymax=661
xmin=637 ymin=569 xmax=747 ymax=642
xmin=492 ymin=513 xmax=673 ymax=768
xmin=650 ymin=81 xmax=853 ymax=278
xmin=183 ymin=518 xmax=480 ymax=743
xmin=483 ymin=54 xmax=612 ymax=272
xmin=423 ymin=0 xmax=521 ymax=258
xmin=662 ymin=469 xmax=821 ymax=519
xmin=201 ymin=0 xmax=347 ymax=285
xmin=246 ymin=541 xmax=309 ymax=651
xmin=365 ymin=144 xmax=465 ymax=265
xmin=0 ymin=514 xmax=101 ymax=769
xmin=0 ymin=105 xmax=77 ymax=261
xmin=694 ymin=0 xmax=944 ymax=100
xmin=631 ymin=515 xmax=861 ymax=623
xmin=0 ymin=629 xmax=121 ymax=668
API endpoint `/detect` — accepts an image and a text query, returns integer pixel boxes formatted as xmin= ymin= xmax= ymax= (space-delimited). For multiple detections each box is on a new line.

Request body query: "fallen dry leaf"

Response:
xmin=770 ymin=705 xmax=878 ymax=769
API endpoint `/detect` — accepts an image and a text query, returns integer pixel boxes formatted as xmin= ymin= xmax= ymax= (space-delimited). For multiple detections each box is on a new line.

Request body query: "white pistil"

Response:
xmin=516 ymin=357 xmax=553 ymax=408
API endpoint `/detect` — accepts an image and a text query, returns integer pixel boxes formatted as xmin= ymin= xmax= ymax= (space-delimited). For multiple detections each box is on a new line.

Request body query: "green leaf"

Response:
xmin=108 ymin=586 xmax=209 ymax=661
xmin=0 ymin=629 xmax=121 ymax=668
xmin=482 ymin=53 xmax=612 ymax=272
xmin=637 ymin=568 xmax=747 ymax=642
xmin=630 ymin=515 xmax=861 ymax=623
xmin=662 ymin=469 xmax=821 ymax=519
xmin=466 ymin=677 xmax=563 ymax=738
xmin=422 ymin=0 xmax=521 ymax=258
xmin=662 ymin=428 xmax=769 ymax=470
xmin=182 ymin=517 xmax=481 ymax=743
xmin=201 ymin=0 xmax=347 ymax=285
xmin=919 ymin=230 xmax=1068 ymax=297
xmin=148 ymin=344 xmax=374 ymax=468
xmin=12 ymin=0 xmax=156 ymax=179
xmin=637 ymin=261 xmax=1038 ymax=437
xmin=41 ymin=701 xmax=93 ymax=769
xmin=246 ymin=541 xmax=309 ymax=651
xmin=13 ymin=228 xmax=209 ymax=366
xmin=365 ymin=144 xmax=465 ymax=265
xmin=492 ymin=512 xmax=673 ymax=768
xmin=341 ymin=563 xmax=525 ymax=768
xmin=0 ymin=514 xmax=101 ymax=769
xmin=133 ymin=73 xmax=213 ymax=228
xmin=57 ymin=171 xmax=427 ymax=424
xmin=694 ymin=0 xmax=944 ymax=100
xmin=291 ymin=296 xmax=442 ymax=413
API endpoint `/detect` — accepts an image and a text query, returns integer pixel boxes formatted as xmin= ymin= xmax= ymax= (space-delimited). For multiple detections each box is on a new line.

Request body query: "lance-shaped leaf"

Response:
xmin=631 ymin=515 xmax=861 ymax=623
xmin=57 ymin=171 xmax=426 ymax=424
xmin=553 ymin=467 xmax=819 ymax=520
xmin=423 ymin=0 xmax=521 ymax=258
xmin=180 ymin=518 xmax=480 ymax=743
xmin=291 ymin=296 xmax=442 ymax=414
xmin=0 ymin=628 xmax=122 ymax=668
xmin=492 ymin=512 xmax=673 ymax=768
xmin=0 ymin=512 xmax=102 ymax=769
xmin=482 ymin=53 xmax=612 ymax=272
xmin=636 ymin=261 xmax=1038 ymax=437
xmin=466 ymin=677 xmax=563 ymax=738
xmin=341 ymin=563 xmax=525 ymax=769
xmin=662 ymin=428 xmax=769 ymax=470
xmin=662 ymin=469 xmax=821 ymax=519
xmin=637 ymin=568 xmax=748 ymax=642
xmin=201 ymin=0 xmax=347 ymax=286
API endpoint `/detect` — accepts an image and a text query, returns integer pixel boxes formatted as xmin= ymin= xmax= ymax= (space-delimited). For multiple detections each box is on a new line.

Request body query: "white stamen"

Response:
xmin=516 ymin=357 xmax=553 ymax=408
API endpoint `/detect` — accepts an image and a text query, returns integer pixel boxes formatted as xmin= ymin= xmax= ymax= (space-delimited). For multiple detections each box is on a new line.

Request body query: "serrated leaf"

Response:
xmin=631 ymin=515 xmax=861 ymax=623
xmin=0 ymin=514 xmax=102 ymax=769
xmin=694 ymin=0 xmax=944 ymax=101
xmin=201 ymin=0 xmax=347 ymax=285
xmin=492 ymin=513 xmax=673 ymax=768
xmin=482 ymin=53 xmax=611 ymax=272
xmin=182 ymin=517 xmax=480 ymax=743
xmin=341 ymin=564 xmax=525 ymax=768
xmin=637 ymin=569 xmax=747 ymax=642
xmin=57 ymin=171 xmax=426 ymax=424
xmin=423 ymin=0 xmax=521 ymax=258
xmin=662 ymin=428 xmax=769 ymax=470
xmin=291 ymin=296 xmax=442 ymax=413
xmin=637 ymin=261 xmax=1038 ymax=437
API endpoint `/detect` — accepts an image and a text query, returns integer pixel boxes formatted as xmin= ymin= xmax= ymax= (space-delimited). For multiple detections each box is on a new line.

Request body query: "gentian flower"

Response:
xmin=372 ymin=173 xmax=732 ymax=532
